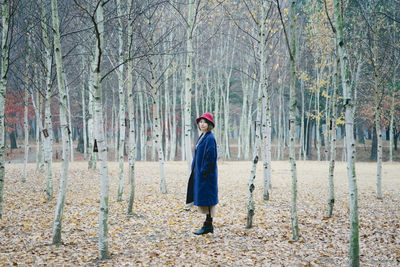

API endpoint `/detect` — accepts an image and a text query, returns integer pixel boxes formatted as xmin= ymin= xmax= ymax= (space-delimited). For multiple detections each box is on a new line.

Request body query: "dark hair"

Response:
xmin=197 ymin=118 xmax=214 ymax=132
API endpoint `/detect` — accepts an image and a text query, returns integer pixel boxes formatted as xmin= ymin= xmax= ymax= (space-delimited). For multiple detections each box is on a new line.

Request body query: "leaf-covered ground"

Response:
xmin=0 ymin=160 xmax=399 ymax=266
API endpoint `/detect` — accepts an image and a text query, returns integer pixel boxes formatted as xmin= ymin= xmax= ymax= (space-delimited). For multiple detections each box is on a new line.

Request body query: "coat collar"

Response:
xmin=196 ymin=131 xmax=210 ymax=148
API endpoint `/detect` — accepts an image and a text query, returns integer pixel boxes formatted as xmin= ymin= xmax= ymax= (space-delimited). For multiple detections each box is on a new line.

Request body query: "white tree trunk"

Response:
xmin=247 ymin=1 xmax=265 ymax=228
xmin=326 ymin=54 xmax=339 ymax=218
xmin=88 ymin=1 xmax=110 ymax=259
xmin=51 ymin=0 xmax=70 ymax=245
xmin=299 ymin=77 xmax=305 ymax=160
xmin=238 ymin=69 xmax=249 ymax=159
xmin=0 ymin=0 xmax=10 ymax=220
xmin=126 ymin=0 xmax=136 ymax=213
xmin=180 ymin=86 xmax=185 ymax=161
xmin=245 ymin=79 xmax=256 ymax=160
xmin=288 ymin=0 xmax=299 ymax=241
xmin=170 ymin=62 xmax=177 ymax=161
xmin=335 ymin=0 xmax=359 ymax=264
xmin=277 ymin=74 xmax=283 ymax=160
xmin=184 ymin=0 xmax=195 ymax=170
xmin=35 ymin=88 xmax=41 ymax=170
xmin=151 ymin=79 xmax=167 ymax=194
xmin=389 ymin=83 xmax=395 ymax=163
xmin=64 ymin=72 xmax=73 ymax=162
xmin=116 ymin=0 xmax=126 ymax=202
xmin=41 ymin=0 xmax=53 ymax=200
xmin=374 ymin=36 xmax=383 ymax=200
xmin=315 ymin=71 xmax=321 ymax=161
xmin=88 ymin=66 xmax=97 ymax=169
xmin=81 ymin=70 xmax=87 ymax=161
xmin=139 ymin=91 xmax=146 ymax=161
xmin=23 ymin=32 xmax=31 ymax=183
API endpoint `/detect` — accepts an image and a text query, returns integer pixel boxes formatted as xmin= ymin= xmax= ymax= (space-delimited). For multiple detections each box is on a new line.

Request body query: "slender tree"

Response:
xmin=334 ymin=0 xmax=359 ymax=264
xmin=41 ymin=0 xmax=54 ymax=200
xmin=116 ymin=0 xmax=126 ymax=202
xmin=51 ymin=0 xmax=71 ymax=245
xmin=0 ymin=0 xmax=11 ymax=220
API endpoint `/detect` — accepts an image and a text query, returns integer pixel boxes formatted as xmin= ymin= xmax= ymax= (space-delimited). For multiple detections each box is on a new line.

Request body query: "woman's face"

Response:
xmin=198 ymin=119 xmax=209 ymax=132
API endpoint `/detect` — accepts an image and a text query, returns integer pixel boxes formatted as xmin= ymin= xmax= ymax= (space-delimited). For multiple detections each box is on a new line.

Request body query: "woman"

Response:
xmin=186 ymin=112 xmax=218 ymax=235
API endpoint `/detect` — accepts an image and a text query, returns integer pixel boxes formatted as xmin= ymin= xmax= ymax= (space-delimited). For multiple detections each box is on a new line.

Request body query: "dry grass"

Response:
xmin=0 ymin=160 xmax=399 ymax=266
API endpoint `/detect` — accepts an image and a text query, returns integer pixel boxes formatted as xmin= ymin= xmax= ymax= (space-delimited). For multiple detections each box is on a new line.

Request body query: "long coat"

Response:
xmin=186 ymin=131 xmax=218 ymax=207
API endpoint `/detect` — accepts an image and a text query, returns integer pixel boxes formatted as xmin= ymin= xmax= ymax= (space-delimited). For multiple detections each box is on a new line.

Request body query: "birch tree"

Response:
xmin=126 ymin=0 xmax=136 ymax=214
xmin=326 ymin=49 xmax=338 ymax=218
xmin=23 ymin=29 xmax=31 ymax=183
xmin=0 ymin=0 xmax=11 ymax=220
xmin=246 ymin=1 xmax=265 ymax=229
xmin=73 ymin=0 xmax=110 ymax=258
xmin=93 ymin=2 xmax=110 ymax=257
xmin=116 ymin=0 xmax=126 ymax=202
xmin=183 ymin=0 xmax=196 ymax=170
xmin=334 ymin=0 xmax=359 ymax=264
xmin=51 ymin=0 xmax=71 ymax=245
xmin=81 ymin=60 xmax=87 ymax=161
xmin=373 ymin=32 xmax=383 ymax=200
xmin=41 ymin=0 xmax=53 ymax=200
xmin=282 ymin=0 xmax=300 ymax=241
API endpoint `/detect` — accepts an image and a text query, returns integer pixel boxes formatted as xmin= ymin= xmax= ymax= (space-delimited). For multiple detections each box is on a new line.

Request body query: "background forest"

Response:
xmin=3 ymin=0 xmax=400 ymax=164
xmin=0 ymin=0 xmax=399 ymax=265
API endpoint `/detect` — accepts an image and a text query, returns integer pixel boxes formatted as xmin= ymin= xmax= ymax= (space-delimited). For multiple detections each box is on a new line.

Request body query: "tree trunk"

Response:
xmin=335 ymin=0 xmax=360 ymax=264
xmin=51 ymin=0 xmax=70 ymax=245
xmin=326 ymin=52 xmax=339 ymax=218
xmin=184 ymin=0 xmax=195 ymax=170
xmin=299 ymin=76 xmax=305 ymax=160
xmin=126 ymin=0 xmax=136 ymax=213
xmin=81 ymin=61 xmax=87 ymax=160
xmin=238 ymin=68 xmax=249 ymax=160
xmin=23 ymin=31 xmax=31 ymax=183
xmin=88 ymin=1 xmax=110 ymax=259
xmin=288 ymin=0 xmax=299 ymax=241
xmin=389 ymin=83 xmax=395 ymax=162
xmin=170 ymin=61 xmax=177 ymax=161
xmin=88 ymin=64 xmax=96 ymax=169
xmin=116 ymin=0 xmax=126 ymax=202
xmin=41 ymin=0 xmax=53 ymax=200
xmin=247 ymin=1 xmax=265 ymax=228
xmin=139 ymin=91 xmax=146 ymax=161
xmin=35 ymin=87 xmax=41 ymax=170
xmin=277 ymin=72 xmax=283 ymax=160
xmin=0 ymin=0 xmax=10 ymax=219
xmin=64 ymin=72 xmax=73 ymax=162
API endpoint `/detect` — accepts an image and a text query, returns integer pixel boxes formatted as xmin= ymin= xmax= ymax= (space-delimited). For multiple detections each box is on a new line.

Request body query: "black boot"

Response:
xmin=194 ymin=215 xmax=213 ymax=235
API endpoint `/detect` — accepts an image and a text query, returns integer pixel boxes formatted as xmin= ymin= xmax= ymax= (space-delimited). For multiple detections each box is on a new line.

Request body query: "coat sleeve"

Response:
xmin=200 ymin=137 xmax=217 ymax=178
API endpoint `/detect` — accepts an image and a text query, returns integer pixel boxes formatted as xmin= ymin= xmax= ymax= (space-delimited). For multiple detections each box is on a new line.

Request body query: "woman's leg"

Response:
xmin=194 ymin=206 xmax=214 ymax=235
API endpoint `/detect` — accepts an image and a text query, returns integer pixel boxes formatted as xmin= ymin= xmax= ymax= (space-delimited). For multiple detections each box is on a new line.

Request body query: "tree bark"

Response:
xmin=23 ymin=30 xmax=31 ymax=183
xmin=126 ymin=0 xmax=136 ymax=213
xmin=35 ymin=87 xmax=41 ymax=170
xmin=389 ymin=81 xmax=395 ymax=162
xmin=81 ymin=60 xmax=87 ymax=160
xmin=0 ymin=0 xmax=10 ymax=219
xmin=335 ymin=0 xmax=360 ymax=264
xmin=87 ymin=1 xmax=110 ymax=259
xmin=326 ymin=51 xmax=339 ymax=218
xmin=184 ymin=0 xmax=195 ymax=171
xmin=41 ymin=0 xmax=53 ymax=200
xmin=288 ymin=0 xmax=299 ymax=241
xmin=247 ymin=1 xmax=265 ymax=228
xmin=64 ymin=72 xmax=73 ymax=162
xmin=51 ymin=0 xmax=70 ymax=245
xmin=116 ymin=0 xmax=126 ymax=202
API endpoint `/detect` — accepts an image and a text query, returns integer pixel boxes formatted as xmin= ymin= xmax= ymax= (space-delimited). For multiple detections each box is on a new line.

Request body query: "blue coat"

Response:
xmin=186 ymin=131 xmax=218 ymax=207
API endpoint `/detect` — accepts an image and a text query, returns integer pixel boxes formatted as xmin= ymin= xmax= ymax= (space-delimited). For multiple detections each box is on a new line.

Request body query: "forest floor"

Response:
xmin=0 ymin=161 xmax=399 ymax=266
